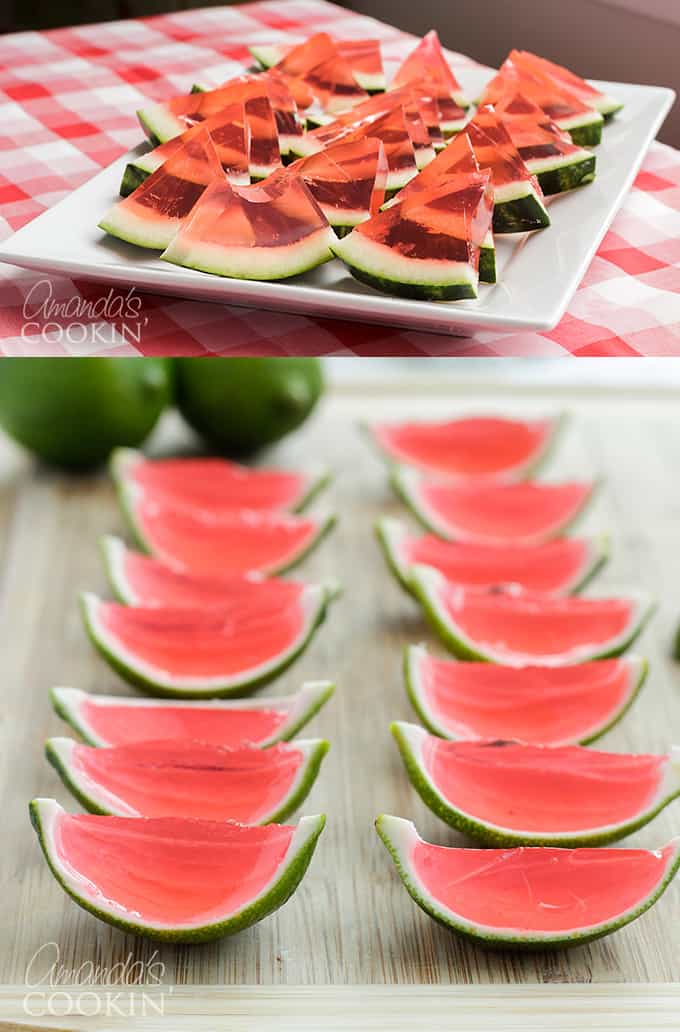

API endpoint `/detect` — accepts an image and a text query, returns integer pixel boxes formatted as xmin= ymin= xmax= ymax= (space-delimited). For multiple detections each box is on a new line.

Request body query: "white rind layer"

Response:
xmin=332 ymin=232 xmax=477 ymax=290
xmin=33 ymin=798 xmax=324 ymax=932
xmin=51 ymin=681 xmax=334 ymax=748
xmin=493 ymin=178 xmax=539 ymax=205
xmin=98 ymin=204 xmax=183 ymax=251
xmin=162 ymin=224 xmax=335 ymax=279
xmin=377 ymin=814 xmax=680 ymax=944
xmin=555 ymin=109 xmax=604 ymax=131
xmin=81 ymin=584 xmax=327 ymax=692
xmin=524 ymin=149 xmax=593 ymax=174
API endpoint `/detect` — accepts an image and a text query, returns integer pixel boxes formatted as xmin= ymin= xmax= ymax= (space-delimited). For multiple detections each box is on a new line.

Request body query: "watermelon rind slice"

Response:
xmin=330 ymin=231 xmax=478 ymax=302
xmin=79 ymin=584 xmax=335 ymax=698
xmin=45 ymin=736 xmax=330 ymax=824
xmin=250 ymin=43 xmax=287 ymax=70
xmin=491 ymin=177 xmax=550 ymax=234
xmin=374 ymin=814 xmax=680 ymax=949
xmin=29 ymin=798 xmax=326 ymax=942
xmin=110 ymin=447 xmax=332 ymax=515
xmin=403 ymin=643 xmax=648 ymax=746
xmin=390 ymin=721 xmax=680 ymax=847
xmin=50 ymin=680 xmax=335 ymax=748
xmin=162 ymin=219 xmax=336 ymax=280
xmin=408 ymin=564 xmax=656 ymax=665
xmin=524 ymin=148 xmax=596 ymax=196
xmin=374 ymin=517 xmax=609 ymax=598
xmin=390 ymin=465 xmax=597 ymax=543
xmin=115 ymin=478 xmax=337 ymax=576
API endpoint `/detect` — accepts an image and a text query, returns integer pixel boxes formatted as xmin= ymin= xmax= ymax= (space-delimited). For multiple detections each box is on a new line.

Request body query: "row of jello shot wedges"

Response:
xmin=30 ymin=448 xmax=339 ymax=943
xmin=366 ymin=414 xmax=680 ymax=951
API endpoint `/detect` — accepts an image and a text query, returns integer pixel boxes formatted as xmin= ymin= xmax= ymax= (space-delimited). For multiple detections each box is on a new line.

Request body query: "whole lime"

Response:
xmin=175 ymin=358 xmax=324 ymax=455
xmin=0 ymin=358 xmax=173 ymax=469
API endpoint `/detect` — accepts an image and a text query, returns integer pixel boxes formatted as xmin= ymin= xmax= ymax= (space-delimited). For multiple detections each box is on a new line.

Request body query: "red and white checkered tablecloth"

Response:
xmin=0 ymin=0 xmax=679 ymax=356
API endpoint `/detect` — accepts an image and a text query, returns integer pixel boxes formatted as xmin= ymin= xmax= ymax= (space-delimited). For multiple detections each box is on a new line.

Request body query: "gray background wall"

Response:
xmin=349 ymin=0 xmax=680 ymax=146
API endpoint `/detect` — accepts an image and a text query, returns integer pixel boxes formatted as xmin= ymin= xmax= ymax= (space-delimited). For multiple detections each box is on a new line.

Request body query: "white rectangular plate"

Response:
xmin=0 ymin=67 xmax=674 ymax=336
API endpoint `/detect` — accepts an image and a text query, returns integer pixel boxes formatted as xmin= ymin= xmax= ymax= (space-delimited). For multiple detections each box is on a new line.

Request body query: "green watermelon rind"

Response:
xmin=50 ymin=680 xmax=335 ymax=749
xmin=375 ymin=516 xmax=610 ymax=599
xmin=331 ymin=232 xmax=478 ymax=302
xmin=525 ymin=150 xmax=596 ymax=196
xmin=161 ymin=224 xmax=336 ymax=280
xmin=79 ymin=585 xmax=335 ymax=699
xmin=45 ymin=735 xmax=330 ymax=824
xmin=137 ymin=105 xmax=183 ymax=146
xmin=479 ymin=231 xmax=496 ymax=283
xmin=408 ymin=563 xmax=657 ymax=665
xmin=557 ymin=110 xmax=604 ymax=147
xmin=390 ymin=463 xmax=597 ymax=543
xmin=491 ymin=180 xmax=551 ymax=234
xmin=114 ymin=476 xmax=338 ymax=578
xmin=29 ymin=798 xmax=326 ymax=943
xmin=403 ymin=643 xmax=649 ymax=746
xmin=390 ymin=720 xmax=679 ymax=848
xmin=375 ymin=813 xmax=680 ymax=949
xmin=120 ymin=163 xmax=148 ymax=198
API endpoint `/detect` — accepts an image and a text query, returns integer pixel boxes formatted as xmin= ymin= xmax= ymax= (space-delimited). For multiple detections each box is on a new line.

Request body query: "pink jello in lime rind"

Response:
xmin=127 ymin=455 xmax=309 ymax=511
xmin=128 ymin=497 xmax=323 ymax=575
xmin=401 ymin=535 xmax=591 ymax=594
xmin=495 ymin=92 xmax=587 ymax=163
xmin=120 ymin=547 xmax=304 ymax=609
xmin=69 ymin=739 xmax=305 ymax=822
xmin=79 ymin=696 xmax=289 ymax=749
xmin=293 ymin=138 xmax=388 ymax=226
xmin=274 ymin=31 xmax=337 ymax=109
xmin=410 ymin=836 xmax=677 ymax=934
xmin=263 ymin=69 xmax=305 ymax=148
xmin=98 ymin=595 xmax=306 ymax=677
xmin=413 ymin=653 xmax=640 ymax=745
xmin=55 ymin=811 xmax=295 ymax=925
xmin=439 ymin=588 xmax=636 ymax=659
xmin=422 ymin=738 xmax=666 ymax=833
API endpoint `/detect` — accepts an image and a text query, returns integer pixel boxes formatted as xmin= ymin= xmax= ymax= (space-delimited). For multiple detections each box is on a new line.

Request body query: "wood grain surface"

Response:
xmin=1 ymin=382 xmax=679 ymax=991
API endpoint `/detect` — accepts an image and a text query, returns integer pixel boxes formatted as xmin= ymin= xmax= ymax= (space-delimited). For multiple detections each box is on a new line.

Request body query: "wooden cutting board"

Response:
xmin=0 ymin=381 xmax=678 ymax=1014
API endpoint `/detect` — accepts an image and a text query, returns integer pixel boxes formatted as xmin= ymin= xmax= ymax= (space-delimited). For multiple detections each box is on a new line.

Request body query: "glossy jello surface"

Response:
xmin=98 ymin=593 xmax=306 ymax=676
xmin=423 ymin=738 xmax=665 ymax=831
xmin=80 ymin=695 xmax=289 ymax=748
xmin=416 ymin=654 xmax=639 ymax=745
xmin=439 ymin=587 xmax=635 ymax=658
xmin=71 ymin=739 xmax=304 ymax=821
xmin=126 ymin=128 xmax=223 ymax=219
xmin=131 ymin=496 xmax=320 ymax=575
xmin=170 ymin=171 xmax=328 ymax=251
xmin=55 ymin=811 xmax=295 ymax=925
xmin=411 ymin=837 xmax=676 ymax=932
